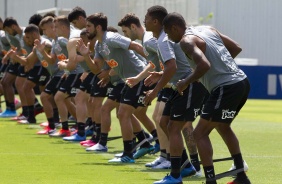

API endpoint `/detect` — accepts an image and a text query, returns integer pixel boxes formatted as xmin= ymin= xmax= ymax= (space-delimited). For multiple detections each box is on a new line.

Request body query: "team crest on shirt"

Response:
xmin=102 ymin=43 xmax=110 ymax=55
xmin=221 ymin=109 xmax=236 ymax=119
xmin=41 ymin=60 xmax=48 ymax=68
xmin=57 ymin=53 xmax=67 ymax=61
xmin=106 ymin=59 xmax=118 ymax=68
xmin=138 ymin=95 xmax=145 ymax=104
xmin=149 ymin=61 xmax=156 ymax=69
xmin=21 ymin=48 xmax=28 ymax=56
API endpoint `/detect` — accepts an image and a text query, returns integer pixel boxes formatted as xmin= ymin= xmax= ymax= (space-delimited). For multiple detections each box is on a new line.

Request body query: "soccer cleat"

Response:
xmin=153 ymin=174 xmax=182 ymax=184
xmin=11 ymin=114 xmax=27 ymax=121
xmin=108 ymin=156 xmax=135 ymax=163
xmin=37 ymin=126 xmax=56 ymax=135
xmin=0 ymin=110 xmax=17 ymax=117
xmin=133 ymin=145 xmax=155 ymax=159
xmin=152 ymin=160 xmax=171 ymax=169
xmin=63 ymin=133 xmax=86 ymax=141
xmin=227 ymin=177 xmax=251 ymax=184
xmin=145 ymin=156 xmax=166 ymax=167
xmin=81 ymin=140 xmax=97 ymax=147
xmin=194 ymin=169 xmax=203 ymax=177
xmin=17 ymin=119 xmax=36 ymax=124
xmin=181 ymin=165 xmax=196 ymax=178
xmin=14 ymin=98 xmax=22 ymax=110
xmin=34 ymin=107 xmax=44 ymax=116
xmin=49 ymin=129 xmax=71 ymax=137
xmin=85 ymin=129 xmax=94 ymax=137
xmin=150 ymin=143 xmax=160 ymax=154
xmin=229 ymin=160 xmax=249 ymax=172
xmin=87 ymin=143 xmax=108 ymax=152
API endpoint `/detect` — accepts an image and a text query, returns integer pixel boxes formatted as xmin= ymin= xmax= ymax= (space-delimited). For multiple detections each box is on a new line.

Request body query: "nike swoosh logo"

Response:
xmin=202 ymin=112 xmax=209 ymax=115
xmin=123 ymin=99 xmax=131 ymax=102
xmin=173 ymin=114 xmax=182 ymax=118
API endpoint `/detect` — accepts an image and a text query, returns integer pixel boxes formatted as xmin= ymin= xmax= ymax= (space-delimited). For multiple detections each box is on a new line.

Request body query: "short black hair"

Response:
xmin=163 ymin=12 xmax=186 ymax=29
xmin=28 ymin=14 xmax=43 ymax=26
xmin=86 ymin=13 xmax=107 ymax=31
xmin=68 ymin=6 xmax=86 ymax=22
xmin=118 ymin=13 xmax=141 ymax=28
xmin=107 ymin=26 xmax=118 ymax=33
xmin=147 ymin=5 xmax=168 ymax=24
xmin=3 ymin=17 xmax=18 ymax=28
xmin=24 ymin=24 xmax=40 ymax=34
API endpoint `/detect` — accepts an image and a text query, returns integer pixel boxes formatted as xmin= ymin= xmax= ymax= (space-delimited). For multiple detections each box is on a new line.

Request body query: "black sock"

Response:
xmin=28 ymin=105 xmax=35 ymax=122
xmin=77 ymin=122 xmax=85 ymax=136
xmin=86 ymin=117 xmax=92 ymax=126
xmin=53 ymin=108 xmax=59 ymax=122
xmin=160 ymin=149 xmax=167 ymax=159
xmin=232 ymin=153 xmax=247 ymax=179
xmin=48 ymin=117 xmax=55 ymax=129
xmin=204 ymin=165 xmax=216 ymax=184
xmin=9 ymin=102 xmax=15 ymax=111
xmin=94 ymin=123 xmax=101 ymax=142
xmin=92 ymin=121 xmax=96 ymax=131
xmin=167 ymin=153 xmax=171 ymax=161
xmin=134 ymin=130 xmax=150 ymax=148
xmin=123 ymin=140 xmax=133 ymax=158
xmin=150 ymin=129 xmax=159 ymax=144
xmin=5 ymin=101 xmax=10 ymax=110
xmin=181 ymin=149 xmax=192 ymax=168
xmin=62 ymin=121 xmax=69 ymax=130
xmin=190 ymin=153 xmax=201 ymax=171
xmin=170 ymin=156 xmax=182 ymax=178
xmin=99 ymin=133 xmax=108 ymax=146
xmin=22 ymin=106 xmax=29 ymax=117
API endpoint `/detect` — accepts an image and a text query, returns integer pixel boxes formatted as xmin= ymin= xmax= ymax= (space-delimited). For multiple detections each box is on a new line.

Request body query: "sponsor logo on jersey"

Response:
xmin=57 ymin=53 xmax=67 ymax=61
xmin=106 ymin=59 xmax=118 ymax=68
xmin=41 ymin=60 xmax=48 ymax=68
xmin=159 ymin=61 xmax=164 ymax=71
xmin=21 ymin=48 xmax=28 ymax=56
xmin=149 ymin=61 xmax=156 ymax=69
xmin=221 ymin=109 xmax=236 ymax=119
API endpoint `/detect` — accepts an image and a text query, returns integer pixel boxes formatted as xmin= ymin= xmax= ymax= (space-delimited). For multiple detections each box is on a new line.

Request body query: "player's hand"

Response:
xmin=125 ymin=77 xmax=139 ymax=88
xmin=34 ymin=39 xmax=45 ymax=52
xmin=144 ymin=90 xmax=157 ymax=106
xmin=58 ymin=60 xmax=67 ymax=70
xmin=98 ymin=77 xmax=110 ymax=88
xmin=144 ymin=71 xmax=162 ymax=87
xmin=176 ymin=78 xmax=189 ymax=96
xmin=76 ymin=39 xmax=90 ymax=56
xmin=97 ymin=69 xmax=110 ymax=80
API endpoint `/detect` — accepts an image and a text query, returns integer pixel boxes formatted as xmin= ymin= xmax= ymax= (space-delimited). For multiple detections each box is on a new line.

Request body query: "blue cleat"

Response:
xmin=153 ymin=174 xmax=182 ymax=184
xmin=108 ymin=155 xmax=135 ymax=163
xmin=63 ymin=133 xmax=86 ymax=141
xmin=85 ymin=129 xmax=94 ymax=136
xmin=180 ymin=165 xmax=196 ymax=178
xmin=0 ymin=110 xmax=17 ymax=118
xmin=150 ymin=143 xmax=160 ymax=154
xmin=133 ymin=145 xmax=155 ymax=159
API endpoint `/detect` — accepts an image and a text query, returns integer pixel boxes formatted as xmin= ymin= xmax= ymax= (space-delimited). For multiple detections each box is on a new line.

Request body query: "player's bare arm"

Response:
xmin=76 ymin=38 xmax=103 ymax=74
xmin=128 ymin=41 xmax=146 ymax=58
xmin=66 ymin=39 xmax=82 ymax=71
xmin=34 ymin=39 xmax=56 ymax=64
xmin=126 ymin=63 xmax=155 ymax=87
xmin=177 ymin=37 xmax=210 ymax=94
xmin=210 ymin=27 xmax=242 ymax=59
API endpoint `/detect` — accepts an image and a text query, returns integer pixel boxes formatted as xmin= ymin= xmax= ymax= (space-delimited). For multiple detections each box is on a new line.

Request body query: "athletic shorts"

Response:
xmin=90 ymin=75 xmax=110 ymax=97
xmin=79 ymin=72 xmax=95 ymax=94
xmin=6 ymin=62 xmax=20 ymax=75
xmin=157 ymin=87 xmax=174 ymax=103
xmin=27 ymin=66 xmax=50 ymax=86
xmin=0 ymin=63 xmax=8 ymax=79
xmin=201 ymin=78 xmax=250 ymax=124
xmin=58 ymin=73 xmax=82 ymax=97
xmin=17 ymin=65 xmax=28 ymax=78
xmin=107 ymin=83 xmax=124 ymax=102
xmin=120 ymin=80 xmax=148 ymax=109
xmin=44 ymin=76 xmax=65 ymax=95
xmin=163 ymin=81 xmax=207 ymax=121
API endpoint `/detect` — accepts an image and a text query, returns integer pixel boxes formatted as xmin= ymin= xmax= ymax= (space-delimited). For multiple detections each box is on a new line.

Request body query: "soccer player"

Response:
xmin=68 ymin=6 xmax=87 ymax=30
xmin=143 ymin=6 xmax=207 ymax=183
xmin=162 ymin=12 xmax=251 ymax=184
xmin=76 ymin=13 xmax=153 ymax=163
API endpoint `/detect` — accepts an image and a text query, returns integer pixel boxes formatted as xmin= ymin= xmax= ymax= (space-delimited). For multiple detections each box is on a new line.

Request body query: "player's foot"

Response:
xmin=0 ymin=110 xmax=17 ymax=117
xmin=81 ymin=140 xmax=97 ymax=147
xmin=40 ymin=121 xmax=61 ymax=128
xmin=34 ymin=107 xmax=44 ymax=116
xmin=11 ymin=114 xmax=27 ymax=121
xmin=108 ymin=156 xmax=135 ymax=163
xmin=194 ymin=169 xmax=203 ymax=177
xmin=150 ymin=143 xmax=160 ymax=154
xmin=180 ymin=165 xmax=196 ymax=177
xmin=152 ymin=160 xmax=171 ymax=169
xmin=17 ymin=119 xmax=36 ymax=124
xmin=37 ymin=126 xmax=56 ymax=135
xmin=49 ymin=129 xmax=71 ymax=137
xmin=63 ymin=133 xmax=86 ymax=141
xmin=133 ymin=145 xmax=155 ymax=159
xmin=145 ymin=156 xmax=166 ymax=167
xmin=87 ymin=143 xmax=108 ymax=152
xmin=153 ymin=174 xmax=182 ymax=184
xmin=229 ymin=160 xmax=249 ymax=172
xmin=227 ymin=177 xmax=251 ymax=184
xmin=85 ymin=129 xmax=94 ymax=137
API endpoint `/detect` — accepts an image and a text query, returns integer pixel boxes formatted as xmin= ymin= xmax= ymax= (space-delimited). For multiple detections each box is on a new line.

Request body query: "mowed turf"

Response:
xmin=0 ymin=99 xmax=281 ymax=184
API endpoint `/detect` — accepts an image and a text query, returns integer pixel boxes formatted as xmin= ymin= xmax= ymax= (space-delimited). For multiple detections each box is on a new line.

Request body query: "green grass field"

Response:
xmin=0 ymin=99 xmax=281 ymax=184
